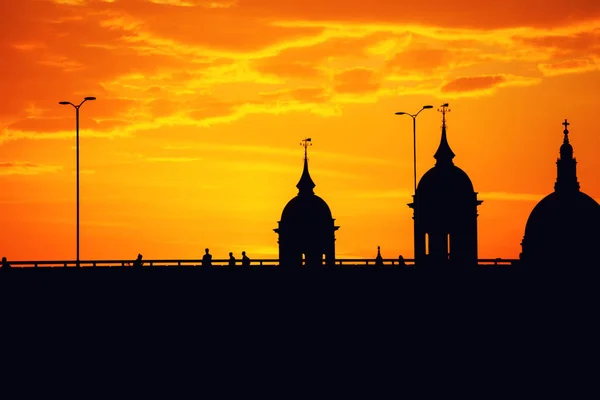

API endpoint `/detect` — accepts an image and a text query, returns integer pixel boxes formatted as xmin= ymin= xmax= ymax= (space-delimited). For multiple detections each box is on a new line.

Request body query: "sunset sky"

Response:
xmin=1 ymin=0 xmax=600 ymax=261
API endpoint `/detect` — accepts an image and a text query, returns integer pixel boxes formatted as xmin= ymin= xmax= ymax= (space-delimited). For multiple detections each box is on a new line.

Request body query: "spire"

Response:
xmin=555 ymin=119 xmax=579 ymax=193
xmin=434 ymin=103 xmax=456 ymax=166
xmin=297 ymin=138 xmax=316 ymax=195
xmin=559 ymin=118 xmax=573 ymax=159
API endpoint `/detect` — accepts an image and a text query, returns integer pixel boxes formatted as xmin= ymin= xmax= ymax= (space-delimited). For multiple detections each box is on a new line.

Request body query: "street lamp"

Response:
xmin=59 ymin=96 xmax=96 ymax=267
xmin=395 ymin=105 xmax=433 ymax=195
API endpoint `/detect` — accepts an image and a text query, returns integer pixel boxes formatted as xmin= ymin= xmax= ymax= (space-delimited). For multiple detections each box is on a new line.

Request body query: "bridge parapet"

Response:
xmin=3 ymin=258 xmax=518 ymax=268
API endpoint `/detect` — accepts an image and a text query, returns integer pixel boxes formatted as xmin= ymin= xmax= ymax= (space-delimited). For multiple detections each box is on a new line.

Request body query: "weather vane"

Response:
xmin=300 ymin=138 xmax=312 ymax=160
xmin=562 ymin=119 xmax=570 ymax=135
xmin=438 ymin=103 xmax=451 ymax=126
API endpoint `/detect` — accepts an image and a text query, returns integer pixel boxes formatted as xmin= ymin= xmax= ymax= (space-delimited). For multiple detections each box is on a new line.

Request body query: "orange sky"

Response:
xmin=1 ymin=0 xmax=600 ymax=261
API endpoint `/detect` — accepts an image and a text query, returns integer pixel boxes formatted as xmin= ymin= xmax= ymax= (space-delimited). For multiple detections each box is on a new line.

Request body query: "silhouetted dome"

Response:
xmin=524 ymin=192 xmax=600 ymax=239
xmin=417 ymin=164 xmax=475 ymax=199
xmin=281 ymin=194 xmax=333 ymax=225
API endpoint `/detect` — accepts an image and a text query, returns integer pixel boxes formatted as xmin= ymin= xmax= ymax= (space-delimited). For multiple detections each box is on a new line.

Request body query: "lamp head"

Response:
xmin=84 ymin=97 xmax=96 ymax=101
xmin=395 ymin=112 xmax=406 ymax=115
xmin=59 ymin=101 xmax=70 ymax=105
xmin=423 ymin=105 xmax=433 ymax=109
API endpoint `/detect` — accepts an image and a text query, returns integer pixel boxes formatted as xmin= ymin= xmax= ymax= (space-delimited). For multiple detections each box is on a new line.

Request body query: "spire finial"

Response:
xmin=438 ymin=102 xmax=450 ymax=128
xmin=301 ymin=138 xmax=312 ymax=161
xmin=297 ymin=138 xmax=315 ymax=195
xmin=562 ymin=118 xmax=570 ymax=140
xmin=562 ymin=119 xmax=570 ymax=134
xmin=555 ymin=118 xmax=579 ymax=192
xmin=433 ymin=103 xmax=455 ymax=165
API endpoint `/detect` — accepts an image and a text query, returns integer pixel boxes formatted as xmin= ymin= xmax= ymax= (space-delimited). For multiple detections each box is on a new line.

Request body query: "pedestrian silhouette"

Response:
xmin=398 ymin=255 xmax=406 ymax=267
xmin=228 ymin=252 xmax=236 ymax=267
xmin=1 ymin=257 xmax=11 ymax=269
xmin=132 ymin=254 xmax=143 ymax=268
xmin=241 ymin=251 xmax=250 ymax=267
xmin=202 ymin=248 xmax=212 ymax=267
xmin=374 ymin=246 xmax=384 ymax=267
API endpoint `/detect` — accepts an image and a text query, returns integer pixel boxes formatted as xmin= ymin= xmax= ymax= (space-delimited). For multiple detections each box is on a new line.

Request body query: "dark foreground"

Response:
xmin=2 ymin=266 xmax=598 ymax=300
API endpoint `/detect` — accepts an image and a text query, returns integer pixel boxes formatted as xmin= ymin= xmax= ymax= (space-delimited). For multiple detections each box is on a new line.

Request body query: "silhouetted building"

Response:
xmin=520 ymin=120 xmax=600 ymax=268
xmin=408 ymin=104 xmax=482 ymax=269
xmin=274 ymin=139 xmax=339 ymax=268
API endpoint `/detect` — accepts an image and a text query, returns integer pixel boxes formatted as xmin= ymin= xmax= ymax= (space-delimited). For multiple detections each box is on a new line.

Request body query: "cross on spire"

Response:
xmin=300 ymin=138 xmax=312 ymax=161
xmin=562 ymin=119 xmax=570 ymax=135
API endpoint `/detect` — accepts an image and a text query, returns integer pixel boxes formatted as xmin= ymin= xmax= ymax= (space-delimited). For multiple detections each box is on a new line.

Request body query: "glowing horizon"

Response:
xmin=1 ymin=0 xmax=600 ymax=261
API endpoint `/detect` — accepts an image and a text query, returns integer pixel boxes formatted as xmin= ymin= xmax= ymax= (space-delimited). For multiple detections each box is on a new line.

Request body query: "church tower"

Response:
xmin=274 ymin=139 xmax=340 ymax=268
xmin=520 ymin=120 xmax=600 ymax=268
xmin=409 ymin=104 xmax=482 ymax=268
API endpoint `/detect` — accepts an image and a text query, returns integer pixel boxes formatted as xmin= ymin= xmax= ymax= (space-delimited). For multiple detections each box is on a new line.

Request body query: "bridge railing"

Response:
xmin=3 ymin=258 xmax=518 ymax=268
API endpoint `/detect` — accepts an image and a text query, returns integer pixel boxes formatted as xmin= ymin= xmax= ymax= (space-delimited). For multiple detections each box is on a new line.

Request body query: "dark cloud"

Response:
xmin=441 ymin=75 xmax=507 ymax=93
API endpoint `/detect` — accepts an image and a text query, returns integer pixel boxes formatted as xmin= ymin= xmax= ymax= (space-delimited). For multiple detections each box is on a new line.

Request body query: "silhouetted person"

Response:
xmin=202 ymin=248 xmax=212 ymax=267
xmin=228 ymin=252 xmax=236 ymax=267
xmin=374 ymin=246 xmax=384 ymax=267
xmin=398 ymin=255 xmax=406 ymax=267
xmin=241 ymin=251 xmax=250 ymax=267
xmin=132 ymin=254 xmax=143 ymax=268
xmin=1 ymin=257 xmax=11 ymax=269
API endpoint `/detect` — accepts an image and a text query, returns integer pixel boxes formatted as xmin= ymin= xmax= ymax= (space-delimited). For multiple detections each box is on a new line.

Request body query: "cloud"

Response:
xmin=442 ymin=75 xmax=507 ymax=93
xmin=0 ymin=162 xmax=63 ymax=175
xmin=333 ymin=67 xmax=380 ymax=94
xmin=538 ymin=59 xmax=599 ymax=76
xmin=441 ymin=74 xmax=541 ymax=96
xmin=386 ymin=47 xmax=453 ymax=74
xmin=1 ymin=0 xmax=600 ymax=147
xmin=258 ymin=87 xmax=330 ymax=103
xmin=254 ymin=61 xmax=324 ymax=79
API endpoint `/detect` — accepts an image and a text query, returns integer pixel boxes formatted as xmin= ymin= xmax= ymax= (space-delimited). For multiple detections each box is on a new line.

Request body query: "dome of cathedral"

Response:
xmin=521 ymin=120 xmax=600 ymax=265
xmin=525 ymin=191 xmax=600 ymax=238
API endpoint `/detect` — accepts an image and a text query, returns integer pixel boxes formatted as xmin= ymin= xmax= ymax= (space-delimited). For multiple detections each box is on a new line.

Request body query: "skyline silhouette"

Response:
xmin=2 ymin=0 xmax=600 ymax=262
xmin=2 ymin=105 xmax=598 ymax=268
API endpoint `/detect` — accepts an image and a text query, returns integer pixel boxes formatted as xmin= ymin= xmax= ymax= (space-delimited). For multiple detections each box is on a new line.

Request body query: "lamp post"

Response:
xmin=395 ymin=105 xmax=433 ymax=195
xmin=59 ymin=97 xmax=96 ymax=267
